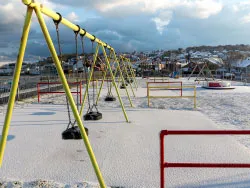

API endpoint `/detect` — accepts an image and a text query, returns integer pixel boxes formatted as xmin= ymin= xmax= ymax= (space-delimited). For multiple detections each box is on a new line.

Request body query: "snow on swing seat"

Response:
xmin=202 ymin=81 xmax=235 ymax=90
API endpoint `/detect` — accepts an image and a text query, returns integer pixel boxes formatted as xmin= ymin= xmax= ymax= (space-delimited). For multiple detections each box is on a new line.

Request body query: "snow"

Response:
xmin=204 ymin=57 xmax=224 ymax=66
xmin=1 ymin=77 xmax=250 ymax=187
xmin=0 ymin=61 xmax=15 ymax=68
xmin=235 ymin=57 xmax=250 ymax=68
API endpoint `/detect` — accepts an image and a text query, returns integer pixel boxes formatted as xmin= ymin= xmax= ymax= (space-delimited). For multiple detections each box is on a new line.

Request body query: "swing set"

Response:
xmin=119 ymin=55 xmax=138 ymax=89
xmin=188 ymin=59 xmax=215 ymax=81
xmin=91 ymin=50 xmax=136 ymax=107
xmin=0 ymin=1 xmax=136 ymax=187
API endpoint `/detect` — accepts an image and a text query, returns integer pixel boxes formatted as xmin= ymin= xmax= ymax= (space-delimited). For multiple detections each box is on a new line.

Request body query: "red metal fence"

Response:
xmin=160 ymin=130 xmax=250 ymax=188
xmin=37 ymin=82 xmax=82 ymax=103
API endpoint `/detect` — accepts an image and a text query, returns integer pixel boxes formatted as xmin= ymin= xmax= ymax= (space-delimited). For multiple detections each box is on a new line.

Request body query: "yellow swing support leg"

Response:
xmin=127 ymin=58 xmax=138 ymax=89
xmin=33 ymin=6 xmax=106 ymax=187
xmin=112 ymin=51 xmax=134 ymax=107
xmin=101 ymin=45 xmax=130 ymax=122
xmin=0 ymin=7 xmax=33 ymax=166
xmin=95 ymin=69 xmax=107 ymax=104
xmin=119 ymin=56 xmax=136 ymax=97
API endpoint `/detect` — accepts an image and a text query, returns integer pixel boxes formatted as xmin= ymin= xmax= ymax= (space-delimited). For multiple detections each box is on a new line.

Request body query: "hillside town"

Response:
xmin=1 ymin=45 xmax=250 ymax=81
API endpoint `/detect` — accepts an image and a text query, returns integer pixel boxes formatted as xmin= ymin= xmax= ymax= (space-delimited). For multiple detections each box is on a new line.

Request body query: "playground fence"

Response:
xmin=37 ymin=82 xmax=82 ymax=103
xmin=160 ymin=130 xmax=250 ymax=188
xmin=147 ymin=82 xmax=197 ymax=108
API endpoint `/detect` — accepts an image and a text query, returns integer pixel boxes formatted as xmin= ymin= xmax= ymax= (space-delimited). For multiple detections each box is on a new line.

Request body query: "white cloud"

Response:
xmin=92 ymin=0 xmax=223 ymax=33
xmin=95 ymin=0 xmax=223 ymax=19
xmin=66 ymin=12 xmax=79 ymax=22
xmin=232 ymin=4 xmax=239 ymax=12
xmin=96 ymin=30 xmax=123 ymax=39
xmin=231 ymin=1 xmax=250 ymax=12
xmin=241 ymin=13 xmax=250 ymax=23
xmin=177 ymin=0 xmax=223 ymax=19
xmin=0 ymin=1 xmax=25 ymax=24
xmin=152 ymin=11 xmax=173 ymax=34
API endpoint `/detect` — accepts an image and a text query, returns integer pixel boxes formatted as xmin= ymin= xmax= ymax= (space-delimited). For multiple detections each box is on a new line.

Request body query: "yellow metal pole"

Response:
xmin=194 ymin=86 xmax=197 ymax=108
xmin=101 ymin=45 xmax=130 ymax=122
xmin=112 ymin=51 xmax=134 ymax=107
xmin=79 ymin=44 xmax=99 ymax=117
xmin=95 ymin=51 xmax=111 ymax=104
xmin=147 ymin=83 xmax=150 ymax=107
xmin=111 ymin=55 xmax=125 ymax=87
xmin=120 ymin=56 xmax=136 ymax=97
xmin=39 ymin=5 xmax=113 ymax=50
xmin=96 ymin=70 xmax=107 ymax=104
xmin=125 ymin=58 xmax=137 ymax=90
xmin=127 ymin=59 xmax=138 ymax=89
xmin=0 ymin=7 xmax=33 ymax=166
xmin=34 ymin=6 xmax=106 ymax=187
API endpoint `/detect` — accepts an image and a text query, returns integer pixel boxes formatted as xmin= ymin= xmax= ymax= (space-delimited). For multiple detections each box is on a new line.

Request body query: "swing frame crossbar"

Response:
xmin=0 ymin=1 xmax=131 ymax=187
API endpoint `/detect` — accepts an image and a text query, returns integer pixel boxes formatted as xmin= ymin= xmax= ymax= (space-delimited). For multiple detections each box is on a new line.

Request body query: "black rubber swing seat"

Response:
xmin=120 ymin=83 xmax=128 ymax=89
xmin=84 ymin=111 xmax=102 ymax=121
xmin=126 ymin=79 xmax=133 ymax=83
xmin=62 ymin=126 xmax=89 ymax=140
xmin=105 ymin=95 xmax=116 ymax=101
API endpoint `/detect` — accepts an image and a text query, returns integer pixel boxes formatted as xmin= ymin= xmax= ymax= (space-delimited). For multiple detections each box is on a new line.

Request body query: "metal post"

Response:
xmin=0 ymin=7 xmax=33 ymax=166
xmin=160 ymin=132 xmax=165 ymax=188
xmin=37 ymin=83 xmax=40 ymax=102
xmin=101 ymin=45 xmax=130 ymax=122
xmin=194 ymin=86 xmax=197 ymax=108
xmin=147 ymin=82 xmax=150 ymax=107
xmin=181 ymin=82 xmax=183 ymax=97
xmin=80 ymin=81 xmax=82 ymax=104
xmin=34 ymin=6 xmax=106 ymax=187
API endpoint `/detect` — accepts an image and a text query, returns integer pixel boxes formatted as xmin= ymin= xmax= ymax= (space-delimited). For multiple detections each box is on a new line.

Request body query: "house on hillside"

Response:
xmin=0 ymin=64 xmax=13 ymax=75
xmin=233 ymin=57 xmax=250 ymax=76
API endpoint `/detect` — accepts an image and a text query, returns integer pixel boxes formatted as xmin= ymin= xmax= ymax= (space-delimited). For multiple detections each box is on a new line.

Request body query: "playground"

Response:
xmin=1 ymin=78 xmax=250 ymax=187
xmin=2 ymin=1 xmax=250 ymax=188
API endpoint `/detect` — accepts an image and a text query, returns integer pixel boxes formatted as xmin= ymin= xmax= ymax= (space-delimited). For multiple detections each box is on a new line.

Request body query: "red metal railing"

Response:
xmin=160 ymin=130 xmax=250 ymax=188
xmin=37 ymin=82 xmax=82 ymax=103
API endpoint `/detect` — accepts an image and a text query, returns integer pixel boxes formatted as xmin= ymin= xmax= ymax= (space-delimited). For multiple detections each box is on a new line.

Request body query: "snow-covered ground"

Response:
xmin=1 ymin=77 xmax=250 ymax=187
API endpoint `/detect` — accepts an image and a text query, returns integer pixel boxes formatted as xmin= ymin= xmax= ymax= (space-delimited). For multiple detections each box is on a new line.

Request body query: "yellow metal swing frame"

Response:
xmin=0 ymin=1 xmax=132 ymax=187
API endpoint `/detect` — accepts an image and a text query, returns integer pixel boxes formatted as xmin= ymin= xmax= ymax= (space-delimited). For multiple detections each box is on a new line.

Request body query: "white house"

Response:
xmin=235 ymin=57 xmax=250 ymax=68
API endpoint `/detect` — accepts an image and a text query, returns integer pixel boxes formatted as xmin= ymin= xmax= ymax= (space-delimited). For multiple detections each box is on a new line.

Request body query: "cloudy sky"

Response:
xmin=1 ymin=0 xmax=250 ymax=61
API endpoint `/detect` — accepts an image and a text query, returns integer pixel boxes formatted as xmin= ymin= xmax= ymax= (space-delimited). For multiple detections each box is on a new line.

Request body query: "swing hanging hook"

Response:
xmin=91 ymin=35 xmax=96 ymax=42
xmin=74 ymin=25 xmax=81 ymax=36
xmin=80 ymin=28 xmax=87 ymax=38
xmin=53 ymin=12 xmax=62 ymax=26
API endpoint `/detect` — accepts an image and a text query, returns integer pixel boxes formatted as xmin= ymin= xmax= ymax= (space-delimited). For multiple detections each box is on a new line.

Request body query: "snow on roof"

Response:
xmin=235 ymin=57 xmax=250 ymax=68
xmin=204 ymin=57 xmax=224 ymax=66
xmin=0 ymin=61 xmax=15 ymax=68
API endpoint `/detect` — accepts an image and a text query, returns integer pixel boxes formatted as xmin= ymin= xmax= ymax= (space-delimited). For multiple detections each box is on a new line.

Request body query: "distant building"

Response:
xmin=234 ymin=57 xmax=250 ymax=72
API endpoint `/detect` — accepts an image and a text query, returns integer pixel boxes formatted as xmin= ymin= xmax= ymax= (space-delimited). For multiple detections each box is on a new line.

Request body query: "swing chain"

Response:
xmin=80 ymin=31 xmax=92 ymax=111
xmin=74 ymin=25 xmax=81 ymax=62
xmin=53 ymin=12 xmax=63 ymax=64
